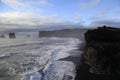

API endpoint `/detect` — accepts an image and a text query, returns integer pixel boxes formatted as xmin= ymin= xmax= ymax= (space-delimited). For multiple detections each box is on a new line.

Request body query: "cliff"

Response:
xmin=75 ymin=26 xmax=120 ymax=80
xmin=39 ymin=28 xmax=87 ymax=41
xmin=84 ymin=26 xmax=120 ymax=75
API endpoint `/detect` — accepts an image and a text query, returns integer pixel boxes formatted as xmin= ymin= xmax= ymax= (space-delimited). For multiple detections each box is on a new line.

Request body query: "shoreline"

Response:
xmin=60 ymin=41 xmax=120 ymax=80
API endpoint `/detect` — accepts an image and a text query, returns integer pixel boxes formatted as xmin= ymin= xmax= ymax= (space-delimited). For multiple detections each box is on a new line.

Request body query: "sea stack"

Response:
xmin=84 ymin=26 xmax=120 ymax=75
xmin=9 ymin=33 xmax=16 ymax=38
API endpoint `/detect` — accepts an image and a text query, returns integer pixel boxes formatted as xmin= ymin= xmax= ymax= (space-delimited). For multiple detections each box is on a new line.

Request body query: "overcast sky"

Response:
xmin=0 ymin=0 xmax=120 ymax=31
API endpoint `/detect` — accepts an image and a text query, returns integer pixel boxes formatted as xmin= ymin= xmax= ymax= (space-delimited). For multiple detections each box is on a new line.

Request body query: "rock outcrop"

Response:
xmin=84 ymin=26 xmax=120 ymax=75
xmin=9 ymin=33 xmax=16 ymax=38
xmin=0 ymin=35 xmax=5 ymax=38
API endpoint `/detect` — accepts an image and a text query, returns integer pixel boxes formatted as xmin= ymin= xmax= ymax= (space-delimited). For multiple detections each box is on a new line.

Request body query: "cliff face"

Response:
xmin=84 ymin=26 xmax=120 ymax=75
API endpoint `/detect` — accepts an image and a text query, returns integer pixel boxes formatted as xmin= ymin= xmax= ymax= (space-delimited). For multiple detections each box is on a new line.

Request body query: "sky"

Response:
xmin=0 ymin=0 xmax=120 ymax=31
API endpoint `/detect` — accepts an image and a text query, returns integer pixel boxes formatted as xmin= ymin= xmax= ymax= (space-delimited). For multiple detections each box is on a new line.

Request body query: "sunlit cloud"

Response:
xmin=0 ymin=12 xmax=83 ymax=29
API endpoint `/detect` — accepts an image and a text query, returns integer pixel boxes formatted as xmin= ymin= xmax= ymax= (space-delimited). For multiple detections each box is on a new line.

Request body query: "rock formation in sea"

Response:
xmin=9 ymin=33 xmax=16 ymax=38
xmin=84 ymin=26 xmax=120 ymax=75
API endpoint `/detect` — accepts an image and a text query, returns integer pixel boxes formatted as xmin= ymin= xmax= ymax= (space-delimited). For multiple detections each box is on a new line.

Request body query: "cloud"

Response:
xmin=0 ymin=12 xmax=35 ymax=18
xmin=90 ymin=9 xmax=109 ymax=21
xmin=2 ymin=0 xmax=51 ymax=12
xmin=96 ymin=9 xmax=109 ymax=15
xmin=0 ymin=12 xmax=83 ymax=30
xmin=73 ymin=14 xmax=85 ymax=24
xmin=90 ymin=16 xmax=107 ymax=21
xmin=81 ymin=0 xmax=101 ymax=8
xmin=74 ymin=14 xmax=81 ymax=21
xmin=0 ymin=0 xmax=84 ymax=31
xmin=89 ymin=19 xmax=120 ymax=28
xmin=2 ymin=0 xmax=30 ymax=12
xmin=34 ymin=0 xmax=51 ymax=5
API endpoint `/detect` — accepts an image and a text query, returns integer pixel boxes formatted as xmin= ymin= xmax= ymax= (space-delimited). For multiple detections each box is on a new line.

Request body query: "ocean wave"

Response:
xmin=0 ymin=37 xmax=81 ymax=80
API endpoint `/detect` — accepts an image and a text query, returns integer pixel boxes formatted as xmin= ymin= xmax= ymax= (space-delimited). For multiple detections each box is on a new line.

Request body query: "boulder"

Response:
xmin=84 ymin=26 xmax=120 ymax=75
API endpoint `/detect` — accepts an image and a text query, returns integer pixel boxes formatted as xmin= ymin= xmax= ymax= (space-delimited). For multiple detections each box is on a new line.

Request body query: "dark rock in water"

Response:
xmin=9 ymin=33 xmax=16 ymax=38
xmin=0 ymin=35 xmax=5 ymax=38
xmin=84 ymin=26 xmax=120 ymax=75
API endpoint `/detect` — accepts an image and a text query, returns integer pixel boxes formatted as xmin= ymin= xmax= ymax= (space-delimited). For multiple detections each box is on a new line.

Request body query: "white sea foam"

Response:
xmin=43 ymin=61 xmax=76 ymax=80
xmin=0 ymin=37 xmax=81 ymax=80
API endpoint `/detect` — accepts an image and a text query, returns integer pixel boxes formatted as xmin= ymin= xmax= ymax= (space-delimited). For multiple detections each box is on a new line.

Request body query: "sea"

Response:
xmin=0 ymin=32 xmax=82 ymax=80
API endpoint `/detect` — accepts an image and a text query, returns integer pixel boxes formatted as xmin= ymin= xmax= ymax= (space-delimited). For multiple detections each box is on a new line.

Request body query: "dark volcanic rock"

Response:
xmin=85 ymin=26 xmax=120 ymax=43
xmin=0 ymin=35 xmax=5 ymax=38
xmin=75 ymin=54 xmax=120 ymax=80
xmin=9 ymin=33 xmax=16 ymax=38
xmin=84 ymin=26 xmax=120 ymax=75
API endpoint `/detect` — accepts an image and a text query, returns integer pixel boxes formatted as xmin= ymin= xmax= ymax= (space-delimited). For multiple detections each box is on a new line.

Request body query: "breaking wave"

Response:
xmin=0 ymin=37 xmax=81 ymax=80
